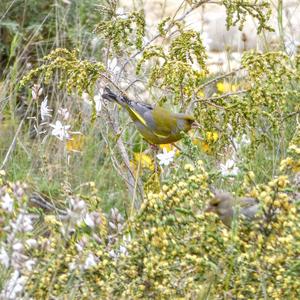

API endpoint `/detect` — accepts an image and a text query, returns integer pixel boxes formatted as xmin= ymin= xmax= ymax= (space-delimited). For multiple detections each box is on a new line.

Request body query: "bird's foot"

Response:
xmin=149 ymin=144 xmax=160 ymax=173
xmin=171 ymin=143 xmax=182 ymax=152
xmin=150 ymin=144 xmax=159 ymax=152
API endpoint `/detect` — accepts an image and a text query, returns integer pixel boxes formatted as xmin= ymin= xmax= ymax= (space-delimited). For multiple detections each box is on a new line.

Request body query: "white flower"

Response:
xmin=25 ymin=239 xmax=37 ymax=248
xmin=93 ymin=94 xmax=102 ymax=114
xmin=157 ymin=148 xmax=176 ymax=166
xmin=109 ymin=221 xmax=116 ymax=230
xmin=1 ymin=193 xmax=14 ymax=212
xmin=68 ymin=261 xmax=77 ymax=271
xmin=75 ymin=243 xmax=84 ymax=253
xmin=109 ymin=245 xmax=127 ymax=259
xmin=83 ymin=253 xmax=97 ymax=270
xmin=123 ymin=234 xmax=131 ymax=244
xmin=31 ymin=84 xmax=43 ymax=100
xmin=107 ymin=58 xmax=121 ymax=74
xmin=70 ymin=198 xmax=86 ymax=212
xmin=284 ymin=34 xmax=300 ymax=56
xmin=12 ymin=242 xmax=23 ymax=252
xmin=115 ymin=7 xmax=127 ymax=19
xmin=58 ymin=107 xmax=70 ymax=120
xmin=1 ymin=270 xmax=27 ymax=300
xmin=111 ymin=207 xmax=123 ymax=222
xmin=200 ymin=32 xmax=212 ymax=51
xmin=11 ymin=250 xmax=28 ymax=270
xmin=84 ymin=213 xmax=95 ymax=228
xmin=11 ymin=213 xmax=33 ymax=232
xmin=67 ymin=198 xmax=87 ymax=224
xmin=0 ymin=247 xmax=10 ymax=268
xmin=109 ymin=249 xmax=117 ymax=259
xmin=233 ymin=134 xmax=250 ymax=151
xmin=83 ymin=212 xmax=102 ymax=229
xmin=75 ymin=237 xmax=88 ymax=253
xmin=50 ymin=120 xmax=71 ymax=141
xmin=24 ymin=259 xmax=35 ymax=271
xmin=40 ymin=97 xmax=52 ymax=121
xmin=82 ymin=92 xmax=90 ymax=103
xmin=220 ymin=159 xmax=239 ymax=177
xmin=119 ymin=245 xmax=127 ymax=255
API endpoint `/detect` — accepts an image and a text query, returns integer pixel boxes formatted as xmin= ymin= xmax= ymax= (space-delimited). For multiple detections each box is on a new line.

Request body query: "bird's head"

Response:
xmin=181 ymin=115 xmax=196 ymax=130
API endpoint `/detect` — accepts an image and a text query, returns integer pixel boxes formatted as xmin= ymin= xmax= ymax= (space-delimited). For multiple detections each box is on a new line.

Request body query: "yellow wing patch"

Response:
xmin=154 ymin=132 xmax=169 ymax=138
xmin=127 ymin=106 xmax=147 ymax=126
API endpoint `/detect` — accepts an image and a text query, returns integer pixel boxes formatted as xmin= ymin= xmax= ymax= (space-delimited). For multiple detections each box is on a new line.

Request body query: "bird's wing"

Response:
xmin=143 ymin=107 xmax=173 ymax=138
xmin=125 ymin=101 xmax=173 ymax=138
xmin=125 ymin=100 xmax=154 ymax=127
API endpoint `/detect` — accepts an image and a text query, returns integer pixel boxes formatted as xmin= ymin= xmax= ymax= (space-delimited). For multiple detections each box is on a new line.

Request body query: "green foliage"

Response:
xmin=1 ymin=154 xmax=299 ymax=298
xmin=0 ymin=0 xmax=104 ymax=71
xmin=95 ymin=10 xmax=145 ymax=52
xmin=20 ymin=48 xmax=105 ymax=95
xmin=241 ymin=51 xmax=299 ymax=133
xmin=2 ymin=0 xmax=300 ymax=298
xmin=190 ymin=52 xmax=300 ymax=158
xmin=222 ymin=0 xmax=273 ymax=33
xmin=137 ymin=30 xmax=207 ymax=104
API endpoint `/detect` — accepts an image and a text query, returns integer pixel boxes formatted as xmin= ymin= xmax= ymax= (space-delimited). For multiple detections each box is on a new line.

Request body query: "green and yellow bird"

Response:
xmin=102 ymin=87 xmax=195 ymax=145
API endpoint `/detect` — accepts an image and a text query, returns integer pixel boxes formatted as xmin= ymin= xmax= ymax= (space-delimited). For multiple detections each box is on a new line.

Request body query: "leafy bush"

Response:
xmin=1 ymin=0 xmax=300 ymax=298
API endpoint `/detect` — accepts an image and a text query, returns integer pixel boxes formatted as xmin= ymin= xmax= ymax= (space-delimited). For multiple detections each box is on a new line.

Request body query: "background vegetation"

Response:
xmin=0 ymin=0 xmax=299 ymax=299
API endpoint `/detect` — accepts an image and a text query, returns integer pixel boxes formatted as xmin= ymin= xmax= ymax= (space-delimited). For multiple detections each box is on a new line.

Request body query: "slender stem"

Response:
xmin=196 ymin=67 xmax=243 ymax=94
xmin=118 ymin=0 xmax=213 ymax=77
xmin=190 ymin=89 xmax=248 ymax=108
xmin=1 ymin=99 xmax=33 ymax=170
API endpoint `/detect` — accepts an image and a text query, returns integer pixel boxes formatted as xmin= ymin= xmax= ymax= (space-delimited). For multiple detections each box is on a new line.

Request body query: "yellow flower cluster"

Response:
xmin=1 ymin=157 xmax=299 ymax=299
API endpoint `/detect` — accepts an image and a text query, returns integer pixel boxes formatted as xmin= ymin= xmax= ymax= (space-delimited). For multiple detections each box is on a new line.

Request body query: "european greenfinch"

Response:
xmin=102 ymin=87 xmax=195 ymax=144
xmin=206 ymin=190 xmax=259 ymax=227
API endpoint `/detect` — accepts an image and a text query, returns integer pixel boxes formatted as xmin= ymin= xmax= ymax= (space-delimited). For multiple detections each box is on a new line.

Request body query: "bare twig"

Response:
xmin=98 ymin=89 xmax=144 ymax=206
xmin=1 ymin=99 xmax=34 ymax=170
xmin=1 ymin=119 xmax=26 ymax=170
xmin=190 ymin=89 xmax=248 ymax=109
xmin=195 ymin=67 xmax=244 ymax=95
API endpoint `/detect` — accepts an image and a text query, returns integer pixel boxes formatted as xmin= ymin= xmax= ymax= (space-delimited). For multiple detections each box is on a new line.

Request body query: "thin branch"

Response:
xmin=283 ymin=110 xmax=300 ymax=120
xmin=1 ymin=99 xmax=34 ymax=169
xmin=118 ymin=0 xmax=213 ymax=76
xmin=101 ymin=73 xmax=128 ymax=96
xmin=196 ymin=67 xmax=244 ymax=94
xmin=191 ymin=89 xmax=248 ymax=109
xmin=1 ymin=119 xmax=26 ymax=170
xmin=99 ymin=90 xmax=144 ymax=205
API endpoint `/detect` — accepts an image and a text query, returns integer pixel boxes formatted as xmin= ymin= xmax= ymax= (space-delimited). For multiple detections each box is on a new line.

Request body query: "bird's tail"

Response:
xmin=102 ymin=87 xmax=129 ymax=108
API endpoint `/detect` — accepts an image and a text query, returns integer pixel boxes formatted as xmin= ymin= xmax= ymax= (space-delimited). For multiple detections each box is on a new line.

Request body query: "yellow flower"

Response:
xmin=216 ymin=82 xmax=237 ymax=93
xmin=66 ymin=134 xmax=85 ymax=152
xmin=277 ymin=176 xmax=288 ymax=188
xmin=197 ymin=90 xmax=205 ymax=97
xmin=200 ymin=141 xmax=212 ymax=153
xmin=132 ymin=152 xmax=154 ymax=171
xmin=44 ymin=215 xmax=62 ymax=226
xmin=159 ymin=144 xmax=174 ymax=152
xmin=206 ymin=131 xmax=218 ymax=143
xmin=193 ymin=131 xmax=218 ymax=154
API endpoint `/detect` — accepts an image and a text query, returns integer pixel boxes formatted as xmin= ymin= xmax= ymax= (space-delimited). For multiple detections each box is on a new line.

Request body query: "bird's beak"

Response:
xmin=192 ymin=121 xmax=201 ymax=129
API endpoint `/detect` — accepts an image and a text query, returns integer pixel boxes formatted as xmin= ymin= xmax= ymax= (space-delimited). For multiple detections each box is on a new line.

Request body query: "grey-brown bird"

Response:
xmin=206 ymin=190 xmax=260 ymax=227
